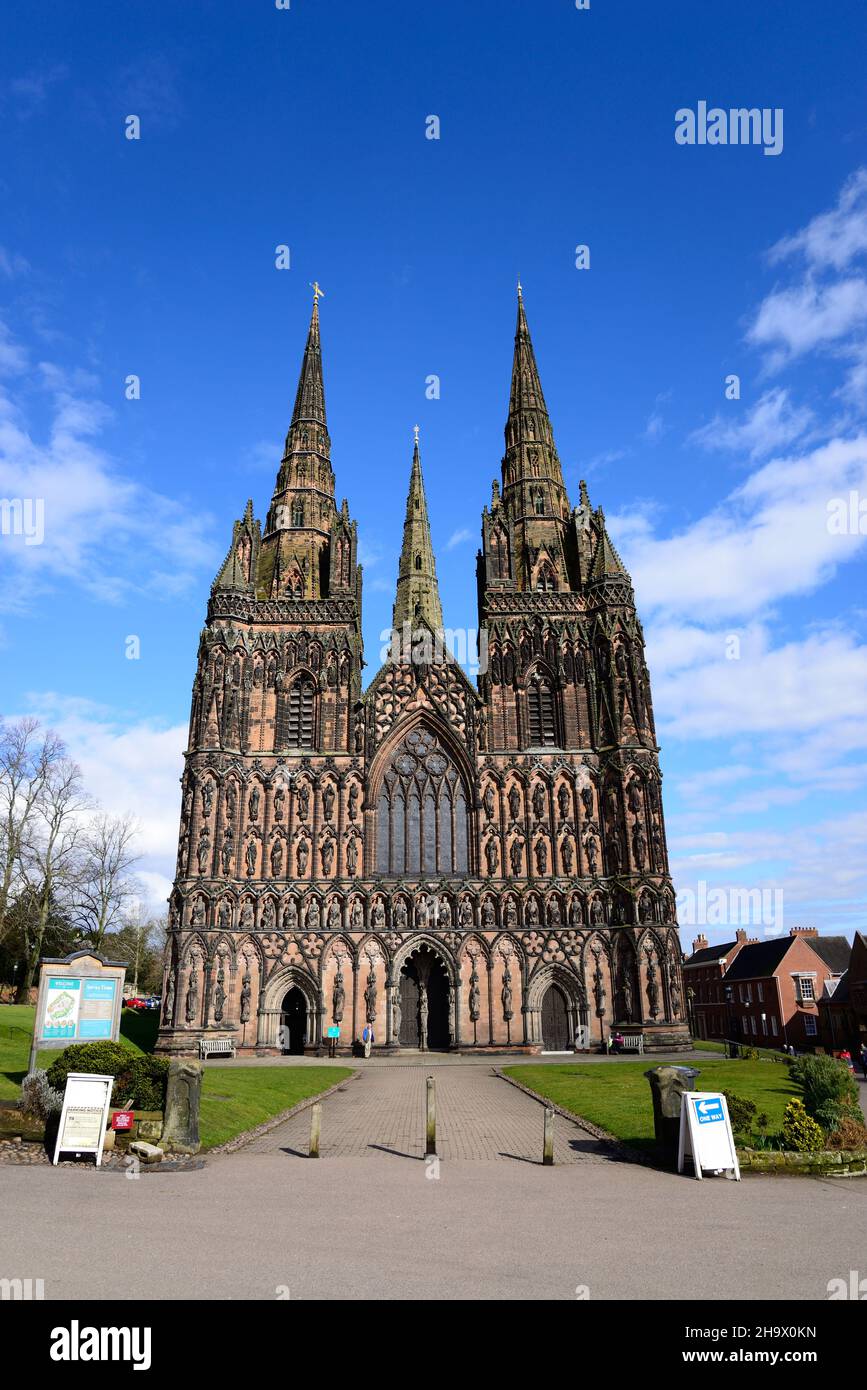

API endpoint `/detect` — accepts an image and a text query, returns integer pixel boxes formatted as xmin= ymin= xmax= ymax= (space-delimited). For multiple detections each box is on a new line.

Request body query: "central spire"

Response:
xmin=392 ymin=428 xmax=444 ymax=632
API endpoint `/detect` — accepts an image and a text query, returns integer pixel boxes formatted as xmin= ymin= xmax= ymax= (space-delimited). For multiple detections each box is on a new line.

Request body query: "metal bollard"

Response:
xmin=543 ymin=1106 xmax=554 ymax=1166
xmin=309 ymin=1101 xmax=322 ymax=1159
xmin=425 ymin=1075 xmax=436 ymax=1156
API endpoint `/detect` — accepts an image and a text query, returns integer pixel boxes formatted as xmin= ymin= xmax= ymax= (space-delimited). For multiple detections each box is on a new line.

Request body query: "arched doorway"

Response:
xmin=541 ymin=984 xmax=570 ymax=1051
xmin=280 ymin=987 xmax=307 ymax=1055
xmin=397 ymin=945 xmax=450 ymax=1050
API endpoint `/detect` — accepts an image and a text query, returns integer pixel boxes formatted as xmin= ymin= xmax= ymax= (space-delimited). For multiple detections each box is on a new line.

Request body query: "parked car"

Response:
xmin=144 ymin=995 xmax=161 ymax=1010
xmin=124 ymin=996 xmax=149 ymax=1011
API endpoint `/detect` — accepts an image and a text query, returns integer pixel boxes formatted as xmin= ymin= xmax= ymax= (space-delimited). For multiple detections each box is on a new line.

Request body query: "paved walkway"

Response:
xmin=242 ymin=1063 xmax=608 ymax=1163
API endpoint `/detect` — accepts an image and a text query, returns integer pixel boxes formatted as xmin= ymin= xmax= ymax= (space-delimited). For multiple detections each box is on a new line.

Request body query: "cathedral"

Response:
xmin=157 ymin=288 xmax=690 ymax=1056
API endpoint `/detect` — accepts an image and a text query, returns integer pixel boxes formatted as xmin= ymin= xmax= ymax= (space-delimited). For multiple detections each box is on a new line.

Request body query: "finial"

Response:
xmin=517 ymin=276 xmax=522 ymax=300
xmin=413 ymin=424 xmax=420 ymax=446
xmin=310 ymin=281 xmax=324 ymax=304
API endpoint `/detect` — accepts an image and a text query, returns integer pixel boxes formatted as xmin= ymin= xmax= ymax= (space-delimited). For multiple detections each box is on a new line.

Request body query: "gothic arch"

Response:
xmin=370 ymin=719 xmax=474 ymax=877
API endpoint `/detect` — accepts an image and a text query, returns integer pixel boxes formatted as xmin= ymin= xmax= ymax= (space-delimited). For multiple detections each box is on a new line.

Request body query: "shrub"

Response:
xmin=789 ymin=1054 xmax=859 ymax=1124
xmin=723 ymin=1091 xmax=757 ymax=1136
xmin=737 ymin=1045 xmax=760 ymax=1061
xmin=826 ymin=1114 xmax=867 ymax=1151
xmin=46 ymin=1042 xmax=168 ymax=1110
xmin=20 ymin=1069 xmax=63 ymax=1120
xmin=813 ymin=1100 xmax=844 ymax=1134
xmin=781 ymin=1099 xmax=824 ymax=1152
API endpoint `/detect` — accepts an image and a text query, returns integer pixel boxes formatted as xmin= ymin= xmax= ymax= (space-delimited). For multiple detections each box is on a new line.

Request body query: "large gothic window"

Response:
xmin=276 ymin=677 xmax=315 ymax=749
xmin=376 ymin=727 xmax=470 ymax=875
xmin=527 ymin=675 xmax=557 ymax=747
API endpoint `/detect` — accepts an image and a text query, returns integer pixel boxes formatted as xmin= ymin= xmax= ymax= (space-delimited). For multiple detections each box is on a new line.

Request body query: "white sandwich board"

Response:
xmin=53 ymin=1072 xmax=115 ymax=1167
xmin=677 ymin=1091 xmax=740 ymax=1181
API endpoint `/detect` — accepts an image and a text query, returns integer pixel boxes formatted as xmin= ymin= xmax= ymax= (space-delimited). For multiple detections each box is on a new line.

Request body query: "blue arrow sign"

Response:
xmin=693 ymin=1097 xmax=724 ymax=1124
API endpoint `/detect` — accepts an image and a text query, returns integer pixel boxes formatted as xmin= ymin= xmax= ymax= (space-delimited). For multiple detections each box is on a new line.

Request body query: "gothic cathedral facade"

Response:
xmin=158 ymin=291 xmax=690 ymax=1056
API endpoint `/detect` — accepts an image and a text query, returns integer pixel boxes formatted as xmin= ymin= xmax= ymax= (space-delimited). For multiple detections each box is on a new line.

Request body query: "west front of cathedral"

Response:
xmin=157 ymin=289 xmax=690 ymax=1057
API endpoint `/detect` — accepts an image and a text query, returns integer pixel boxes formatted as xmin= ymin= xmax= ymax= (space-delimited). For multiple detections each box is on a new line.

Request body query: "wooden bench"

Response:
xmin=620 ymin=1035 xmax=644 ymax=1054
xmin=198 ymin=1037 xmax=236 ymax=1060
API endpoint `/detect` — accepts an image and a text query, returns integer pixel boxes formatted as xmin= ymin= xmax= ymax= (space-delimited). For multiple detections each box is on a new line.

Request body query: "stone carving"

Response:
xmin=240 ymin=968 xmax=252 ymax=1024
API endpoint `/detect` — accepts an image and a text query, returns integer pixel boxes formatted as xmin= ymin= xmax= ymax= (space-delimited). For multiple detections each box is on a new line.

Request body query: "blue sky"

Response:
xmin=1 ymin=0 xmax=867 ymax=939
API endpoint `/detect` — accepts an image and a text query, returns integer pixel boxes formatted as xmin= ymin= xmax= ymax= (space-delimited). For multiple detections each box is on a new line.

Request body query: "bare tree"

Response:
xmin=16 ymin=755 xmax=89 ymax=1000
xmin=0 ymin=719 xmax=66 ymax=948
xmin=73 ymin=812 xmax=141 ymax=950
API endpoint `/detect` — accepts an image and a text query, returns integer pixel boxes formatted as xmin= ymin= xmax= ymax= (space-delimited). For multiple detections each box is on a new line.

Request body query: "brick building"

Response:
xmin=682 ymin=929 xmax=750 ymax=1040
xmin=157 ymin=289 xmax=690 ymax=1057
xmin=819 ymin=932 xmax=867 ymax=1058
xmin=685 ymin=927 xmax=849 ymax=1050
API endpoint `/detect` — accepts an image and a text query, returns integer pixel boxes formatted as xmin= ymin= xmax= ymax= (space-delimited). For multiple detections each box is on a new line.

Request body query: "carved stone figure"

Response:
xmin=483 ymin=786 xmax=495 ymax=821
xmin=509 ymin=839 xmax=523 ymax=876
xmin=508 ymin=786 xmax=521 ymax=821
xmin=163 ymin=970 xmax=176 ymax=1026
xmin=532 ymin=784 xmax=546 ymax=821
xmin=240 ymin=969 xmax=252 ymax=1024
xmin=306 ymin=898 xmax=320 ymax=932
xmin=273 ymin=787 xmax=285 ymax=821
xmin=348 ymin=783 xmax=359 ymax=821
xmin=645 ymin=950 xmax=659 ymax=1018
xmin=185 ymin=966 xmax=200 ymax=1024
xmin=213 ymin=964 xmax=226 ymax=1023
xmin=241 ymin=900 xmax=255 ymax=930
xmin=557 ymin=784 xmax=570 ymax=820
xmin=469 ymin=962 xmax=481 ymax=1023
xmin=221 ymin=826 xmax=234 ymax=875
xmin=486 ymin=837 xmax=499 ymax=875
xmin=320 ymin=838 xmax=334 ymax=875
xmin=283 ymin=898 xmax=297 ymax=931
xmin=346 ymin=837 xmax=358 ymax=876
xmin=632 ymin=823 xmax=647 ymax=871
xmin=460 ymin=898 xmax=474 ymax=929
xmin=245 ymin=840 xmax=257 ymax=877
xmin=417 ymin=983 xmax=428 ymax=1050
xmin=372 ymin=900 xmax=385 ymax=929
xmin=438 ymin=897 xmax=452 ymax=928
xmin=570 ymin=896 xmax=584 ymax=926
xmin=561 ymin=838 xmax=574 ymax=875
xmin=322 ymin=784 xmax=335 ymax=822
xmin=482 ymin=899 xmax=495 ymax=927
xmin=332 ymin=964 xmax=346 ymax=1023
xmin=201 ymin=782 xmax=213 ymax=817
xmin=270 ymin=838 xmax=283 ymax=877
xmin=297 ymin=784 xmax=310 ymax=821
xmin=219 ymin=898 xmax=233 ymax=929
xmin=296 ymin=839 xmax=309 ymax=876
xmin=351 ymin=899 xmax=364 ymax=930
xmin=534 ymin=839 xmax=548 ymax=875
xmin=197 ymin=828 xmax=210 ymax=874
xmin=364 ymin=965 xmax=377 ymax=1023
xmin=501 ymin=963 xmax=513 ymax=1022
xmin=248 ymin=785 xmax=260 ymax=821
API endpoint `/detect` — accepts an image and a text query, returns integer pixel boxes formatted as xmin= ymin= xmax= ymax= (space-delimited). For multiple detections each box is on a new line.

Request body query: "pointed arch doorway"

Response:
xmin=541 ymin=984 xmax=570 ymax=1051
xmin=396 ymin=945 xmax=450 ymax=1050
xmin=280 ymin=987 xmax=307 ymax=1055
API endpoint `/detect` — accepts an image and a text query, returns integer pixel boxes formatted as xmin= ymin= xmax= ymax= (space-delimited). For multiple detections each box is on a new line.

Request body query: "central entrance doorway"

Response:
xmin=280 ymin=987 xmax=307 ymax=1055
xmin=397 ymin=946 xmax=450 ymax=1050
xmin=541 ymin=984 xmax=570 ymax=1051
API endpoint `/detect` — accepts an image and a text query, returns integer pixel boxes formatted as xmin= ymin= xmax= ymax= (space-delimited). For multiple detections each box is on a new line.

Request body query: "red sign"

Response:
xmin=112 ymin=1111 xmax=134 ymax=1131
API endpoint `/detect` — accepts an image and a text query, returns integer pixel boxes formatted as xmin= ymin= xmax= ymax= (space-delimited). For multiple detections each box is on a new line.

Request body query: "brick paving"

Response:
xmin=242 ymin=1060 xmax=609 ymax=1163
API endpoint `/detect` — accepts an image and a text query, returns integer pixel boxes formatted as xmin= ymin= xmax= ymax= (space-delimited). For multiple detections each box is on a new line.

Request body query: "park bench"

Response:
xmin=620 ymin=1035 xmax=644 ymax=1054
xmin=198 ymin=1037 xmax=236 ymax=1060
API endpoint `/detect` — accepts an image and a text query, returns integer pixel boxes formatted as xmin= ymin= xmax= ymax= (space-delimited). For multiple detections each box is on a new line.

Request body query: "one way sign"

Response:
xmin=694 ymin=1097 xmax=724 ymax=1124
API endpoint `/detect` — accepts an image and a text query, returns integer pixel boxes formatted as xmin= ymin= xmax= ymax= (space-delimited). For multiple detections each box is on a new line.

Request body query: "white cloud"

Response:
xmin=689 ymin=388 xmax=814 ymax=460
xmin=0 ymin=329 xmax=217 ymax=609
xmin=769 ymin=167 xmax=867 ymax=272
xmin=445 ymin=527 xmax=473 ymax=550
xmin=748 ymin=276 xmax=867 ymax=362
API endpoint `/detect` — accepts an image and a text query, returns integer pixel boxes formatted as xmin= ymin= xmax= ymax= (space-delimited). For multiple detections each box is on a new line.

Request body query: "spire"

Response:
xmin=392 ymin=428 xmax=444 ymax=631
xmin=506 ymin=286 xmax=555 ymax=453
xmin=289 ymin=289 xmax=328 ymax=433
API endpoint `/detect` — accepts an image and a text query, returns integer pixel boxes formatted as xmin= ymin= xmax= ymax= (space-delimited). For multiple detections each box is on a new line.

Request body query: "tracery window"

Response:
xmin=376 ymin=727 xmax=470 ymax=875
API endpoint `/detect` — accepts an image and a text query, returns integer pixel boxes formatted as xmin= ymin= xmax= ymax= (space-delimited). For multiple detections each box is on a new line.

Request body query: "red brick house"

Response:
xmin=722 ymin=928 xmax=850 ymax=1050
xmin=682 ymin=929 xmax=751 ymax=1040
xmin=819 ymin=932 xmax=867 ymax=1059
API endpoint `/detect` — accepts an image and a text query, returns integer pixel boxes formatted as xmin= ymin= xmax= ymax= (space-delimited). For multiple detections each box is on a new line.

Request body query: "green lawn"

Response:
xmin=199 ymin=1066 xmax=354 ymax=1149
xmin=0 ymin=1003 xmax=158 ymax=1100
xmin=505 ymin=1058 xmax=799 ymax=1152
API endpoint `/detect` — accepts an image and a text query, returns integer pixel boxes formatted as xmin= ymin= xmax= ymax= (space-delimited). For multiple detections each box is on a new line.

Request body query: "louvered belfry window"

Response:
xmin=528 ymin=676 xmax=556 ymax=746
xmin=277 ymin=677 xmax=315 ymax=749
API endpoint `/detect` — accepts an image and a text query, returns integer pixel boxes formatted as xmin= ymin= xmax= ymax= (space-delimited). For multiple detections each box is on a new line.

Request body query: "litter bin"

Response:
xmin=645 ymin=1065 xmax=700 ymax=1167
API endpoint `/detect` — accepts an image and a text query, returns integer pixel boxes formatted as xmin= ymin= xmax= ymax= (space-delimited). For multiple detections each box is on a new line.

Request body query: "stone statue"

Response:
xmin=163 ymin=970 xmax=176 ymax=1026
xmin=584 ymin=831 xmax=598 ymax=876
xmin=346 ymin=837 xmax=358 ymax=876
xmin=297 ymin=783 xmax=310 ymax=822
xmin=296 ymin=839 xmax=309 ymax=876
xmin=469 ymin=962 xmax=481 ymax=1023
xmin=328 ymin=899 xmax=341 ymax=931
xmin=590 ymin=896 xmax=604 ymax=926
xmin=274 ymin=787 xmax=285 ymax=821
xmin=547 ymin=898 xmax=561 ymax=927
xmin=438 ymin=897 xmax=452 ymax=928
xmin=534 ymin=839 xmax=548 ymax=875
xmin=485 ymin=837 xmax=499 ymax=875
xmin=354 ymin=714 xmax=365 ymax=754
xmin=393 ymin=899 xmax=408 ymax=930
xmin=460 ymin=898 xmax=474 ymax=929
xmin=532 ymin=784 xmax=546 ymax=821
xmin=213 ymin=964 xmax=226 ymax=1023
xmin=332 ymin=964 xmax=346 ymax=1024
xmin=483 ymin=786 xmax=495 ymax=821
xmin=569 ymin=896 xmax=583 ymax=926
xmin=240 ymin=900 xmax=255 ymax=930
xmin=482 ymin=898 xmax=495 ymax=927
xmin=416 ymin=896 xmax=429 ymax=928
xmin=185 ymin=967 xmax=199 ymax=1024
xmin=505 ymin=899 xmax=518 ymax=929
xmin=392 ymin=988 xmax=401 ymax=1041
xmin=322 ymin=784 xmax=335 ymax=822
xmin=593 ymin=956 xmax=606 ymax=1016
xmin=219 ymin=898 xmax=233 ymax=929
xmin=307 ymin=898 xmax=320 ymax=932
xmin=283 ymin=898 xmax=297 ymax=931
xmin=508 ymin=786 xmax=521 ymax=821
xmin=351 ymin=899 xmax=364 ymax=930
xmin=557 ymin=784 xmax=570 ymax=820
xmin=561 ymin=838 xmax=574 ymax=875
xmin=620 ymin=970 xmax=634 ymax=1022
xmin=417 ymin=984 xmax=428 ymax=1051
xmin=632 ymin=823 xmax=647 ymax=871
xmin=501 ymin=961 xmax=513 ymax=1022
xmin=321 ymin=838 xmax=334 ymax=875
xmin=225 ymin=783 xmax=236 ymax=819
xmin=201 ymin=781 xmax=213 ymax=817
xmin=348 ymin=783 xmax=359 ymax=821
xmin=646 ymin=952 xmax=660 ymax=1018
xmin=237 ymin=968 xmax=251 ymax=1024
xmin=245 ymin=840 xmax=257 ymax=877
xmin=221 ymin=826 xmax=234 ymax=875
xmin=270 ymin=838 xmax=283 ymax=877
xmin=248 ymin=785 xmax=260 ymax=821
xmin=197 ymin=828 xmax=210 ymax=874
xmin=607 ymin=834 xmax=622 ymax=874
xmin=365 ymin=965 xmax=377 ymax=1024
xmin=526 ymin=897 xmax=539 ymax=926
xmin=509 ymin=839 xmax=522 ymax=876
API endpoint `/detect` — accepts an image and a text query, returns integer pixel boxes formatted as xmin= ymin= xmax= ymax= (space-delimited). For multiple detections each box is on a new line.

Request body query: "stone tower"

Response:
xmin=158 ymin=288 xmax=688 ymax=1058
